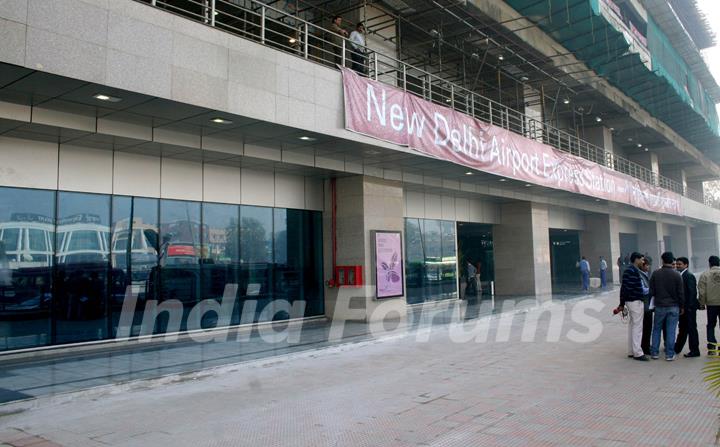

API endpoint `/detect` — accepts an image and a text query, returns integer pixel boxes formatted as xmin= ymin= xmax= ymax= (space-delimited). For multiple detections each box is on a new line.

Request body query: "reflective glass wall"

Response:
xmin=405 ymin=218 xmax=457 ymax=305
xmin=0 ymin=187 xmax=323 ymax=351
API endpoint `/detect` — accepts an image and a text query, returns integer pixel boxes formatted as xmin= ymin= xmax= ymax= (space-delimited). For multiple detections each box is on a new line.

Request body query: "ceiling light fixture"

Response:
xmin=637 ymin=143 xmax=642 ymax=148
xmin=644 ymin=147 xmax=649 ymax=152
xmin=498 ymin=54 xmax=505 ymax=61
xmin=563 ymin=98 xmax=570 ymax=104
xmin=520 ymin=76 xmax=529 ymax=82
xmin=289 ymin=37 xmax=297 ymax=44
xmin=524 ymin=184 xmax=532 ymax=187
xmin=499 ymin=178 xmax=507 ymax=182
xmin=595 ymin=116 xmax=602 ymax=122
xmin=211 ymin=117 xmax=233 ymax=124
xmin=465 ymin=171 xmax=473 ymax=175
xmin=299 ymin=136 xmax=317 ymax=141
xmin=93 ymin=93 xmax=122 ymax=103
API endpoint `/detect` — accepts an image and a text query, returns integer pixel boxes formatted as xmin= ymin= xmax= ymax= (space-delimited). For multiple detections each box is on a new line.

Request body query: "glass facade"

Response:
xmin=405 ymin=218 xmax=457 ymax=305
xmin=0 ymin=187 xmax=324 ymax=351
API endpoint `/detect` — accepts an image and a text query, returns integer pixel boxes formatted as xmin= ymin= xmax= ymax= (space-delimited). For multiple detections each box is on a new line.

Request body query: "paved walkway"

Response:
xmin=1 ymin=292 xmax=718 ymax=446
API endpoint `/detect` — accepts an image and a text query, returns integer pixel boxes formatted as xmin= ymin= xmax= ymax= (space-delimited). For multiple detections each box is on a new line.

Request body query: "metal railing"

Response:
xmin=139 ymin=0 xmax=713 ymax=208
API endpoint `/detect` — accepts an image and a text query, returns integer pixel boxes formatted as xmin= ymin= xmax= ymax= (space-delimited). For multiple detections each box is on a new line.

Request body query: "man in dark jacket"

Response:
xmin=618 ymin=252 xmax=648 ymax=361
xmin=674 ymin=256 xmax=700 ymax=357
xmin=649 ymin=252 xmax=685 ymax=361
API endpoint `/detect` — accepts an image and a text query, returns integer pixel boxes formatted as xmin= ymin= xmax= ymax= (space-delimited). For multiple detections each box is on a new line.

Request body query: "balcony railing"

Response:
xmin=137 ymin=0 xmax=713 ymax=209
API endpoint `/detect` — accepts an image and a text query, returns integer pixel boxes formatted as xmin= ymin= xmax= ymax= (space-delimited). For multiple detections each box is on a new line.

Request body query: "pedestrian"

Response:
xmin=599 ymin=256 xmax=608 ymax=288
xmin=579 ymin=256 xmax=590 ymax=291
xmin=618 ymin=252 xmax=648 ymax=361
xmin=649 ymin=252 xmax=684 ymax=361
xmin=639 ymin=258 xmax=653 ymax=355
xmin=329 ymin=15 xmax=348 ymax=66
xmin=465 ymin=258 xmax=477 ymax=300
xmin=474 ymin=260 xmax=482 ymax=297
xmin=674 ymin=257 xmax=700 ymax=357
xmin=699 ymin=255 xmax=720 ymax=355
xmin=349 ymin=23 xmax=367 ymax=74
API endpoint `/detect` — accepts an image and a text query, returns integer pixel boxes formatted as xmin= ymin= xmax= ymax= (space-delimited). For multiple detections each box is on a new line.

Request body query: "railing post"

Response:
xmin=151 ymin=0 xmax=156 ymax=5
xmin=210 ymin=0 xmax=216 ymax=26
xmin=341 ymin=39 xmax=346 ymax=68
xmin=470 ymin=94 xmax=474 ymax=117
xmin=303 ymin=23 xmax=309 ymax=59
xmin=427 ymin=74 xmax=431 ymax=99
xmin=450 ymin=84 xmax=454 ymax=109
xmin=489 ymin=101 xmax=493 ymax=125
xmin=260 ymin=6 xmax=266 ymax=44
xmin=402 ymin=64 xmax=407 ymax=91
xmin=373 ymin=52 xmax=378 ymax=80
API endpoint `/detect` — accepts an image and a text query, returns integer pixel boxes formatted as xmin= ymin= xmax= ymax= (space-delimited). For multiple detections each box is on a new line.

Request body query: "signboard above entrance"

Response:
xmin=341 ymin=68 xmax=682 ymax=216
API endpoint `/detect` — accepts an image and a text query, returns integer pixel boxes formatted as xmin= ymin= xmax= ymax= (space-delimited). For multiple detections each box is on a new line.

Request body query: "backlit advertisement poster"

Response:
xmin=373 ymin=230 xmax=404 ymax=299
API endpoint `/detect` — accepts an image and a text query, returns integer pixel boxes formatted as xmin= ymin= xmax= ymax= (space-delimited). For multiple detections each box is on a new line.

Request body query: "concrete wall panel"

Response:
xmin=58 ymin=145 xmax=112 ymax=194
xmin=203 ymin=163 xmax=241 ymax=204
xmin=161 ymin=158 xmax=202 ymax=201
xmin=112 ymin=151 xmax=160 ymax=197
xmin=0 ymin=136 xmax=58 ymax=190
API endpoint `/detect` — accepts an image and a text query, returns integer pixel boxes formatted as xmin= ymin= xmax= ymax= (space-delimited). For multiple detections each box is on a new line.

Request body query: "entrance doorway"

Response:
xmin=619 ymin=233 xmax=639 ymax=274
xmin=549 ymin=229 xmax=581 ymax=292
xmin=456 ymin=222 xmax=494 ymax=298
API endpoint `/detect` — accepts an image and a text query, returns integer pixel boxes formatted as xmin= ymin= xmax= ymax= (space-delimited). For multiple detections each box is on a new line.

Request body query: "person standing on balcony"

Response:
xmin=579 ymin=256 xmax=590 ymax=291
xmin=699 ymin=255 xmax=720 ymax=355
xmin=349 ymin=23 xmax=367 ymax=75
xmin=599 ymin=256 xmax=608 ymax=288
xmin=329 ymin=15 xmax=348 ymax=66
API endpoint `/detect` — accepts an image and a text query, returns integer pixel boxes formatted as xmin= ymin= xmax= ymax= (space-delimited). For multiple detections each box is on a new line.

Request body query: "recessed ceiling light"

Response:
xmin=637 ymin=143 xmax=642 ymax=148
xmin=499 ymin=178 xmax=507 ymax=182
xmin=644 ymin=147 xmax=649 ymax=152
xmin=524 ymin=184 xmax=532 ymax=187
xmin=627 ymin=137 xmax=633 ymax=142
xmin=299 ymin=136 xmax=316 ymax=141
xmin=520 ymin=76 xmax=529 ymax=82
xmin=595 ymin=198 xmax=601 ymax=202
xmin=93 ymin=93 xmax=122 ymax=103
xmin=595 ymin=116 xmax=602 ymax=122
xmin=563 ymin=98 xmax=570 ymax=104
xmin=610 ymin=127 xmax=615 ymax=131
xmin=211 ymin=117 xmax=233 ymax=124
xmin=465 ymin=171 xmax=473 ymax=175
xmin=445 ymin=98 xmax=452 ymax=103
xmin=289 ymin=37 xmax=297 ymax=44
xmin=365 ymin=149 xmax=380 ymax=155
xmin=498 ymin=54 xmax=505 ymax=61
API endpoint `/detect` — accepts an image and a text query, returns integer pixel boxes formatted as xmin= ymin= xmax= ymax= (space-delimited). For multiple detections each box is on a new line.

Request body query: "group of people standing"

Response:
xmin=328 ymin=15 xmax=367 ymax=74
xmin=618 ymin=251 xmax=720 ymax=361
xmin=578 ymin=256 xmax=609 ymax=291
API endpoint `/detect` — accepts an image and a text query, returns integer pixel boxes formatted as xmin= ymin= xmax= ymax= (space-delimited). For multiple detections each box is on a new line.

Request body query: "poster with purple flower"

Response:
xmin=373 ymin=230 xmax=404 ymax=299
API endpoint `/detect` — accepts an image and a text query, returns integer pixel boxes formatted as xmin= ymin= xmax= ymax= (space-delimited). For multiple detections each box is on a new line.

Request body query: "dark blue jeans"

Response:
xmin=651 ymin=306 xmax=679 ymax=358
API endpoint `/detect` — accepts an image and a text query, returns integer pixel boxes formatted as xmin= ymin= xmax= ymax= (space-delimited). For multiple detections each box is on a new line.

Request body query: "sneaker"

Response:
xmin=633 ymin=355 xmax=649 ymax=361
xmin=651 ymin=354 xmax=659 ymax=360
xmin=627 ymin=354 xmax=634 ymax=358
xmin=684 ymin=352 xmax=701 ymax=358
xmin=665 ymin=355 xmax=676 ymax=361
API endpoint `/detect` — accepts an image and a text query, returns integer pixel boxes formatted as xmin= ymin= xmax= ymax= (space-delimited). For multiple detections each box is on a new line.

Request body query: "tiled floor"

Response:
xmin=0 ymin=292 xmax=589 ymax=404
xmin=1 ymin=290 xmax=717 ymax=446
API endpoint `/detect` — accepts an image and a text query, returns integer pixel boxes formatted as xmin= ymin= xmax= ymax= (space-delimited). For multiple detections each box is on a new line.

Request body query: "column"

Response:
xmin=637 ymin=218 xmax=662 ymax=267
xmin=323 ymin=176 xmax=406 ymax=322
xmin=691 ymin=223 xmax=720 ymax=273
xmin=493 ymin=202 xmax=551 ymax=297
xmin=668 ymin=224 xmax=692 ymax=261
xmin=579 ymin=213 xmax=621 ymax=285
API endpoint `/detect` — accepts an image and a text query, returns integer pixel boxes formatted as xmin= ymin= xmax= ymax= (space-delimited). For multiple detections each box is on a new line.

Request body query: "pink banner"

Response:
xmin=341 ymin=68 xmax=683 ymax=216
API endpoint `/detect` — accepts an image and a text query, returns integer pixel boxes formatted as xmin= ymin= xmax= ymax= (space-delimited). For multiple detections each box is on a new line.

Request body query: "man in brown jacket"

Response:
xmin=699 ymin=255 xmax=720 ymax=354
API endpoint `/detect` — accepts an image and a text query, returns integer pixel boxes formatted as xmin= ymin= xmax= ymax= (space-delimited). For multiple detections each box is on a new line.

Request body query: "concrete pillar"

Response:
xmin=323 ymin=176 xmax=406 ymax=321
xmin=691 ymin=223 xmax=720 ymax=274
xmin=627 ymin=152 xmax=659 ymax=184
xmin=579 ymin=213 xmax=621 ymax=285
xmin=667 ymin=224 xmax=692 ymax=261
xmin=637 ymin=218 xmax=663 ymax=268
xmin=662 ymin=168 xmax=687 ymax=194
xmin=494 ymin=202 xmax=552 ymax=297
xmin=584 ymin=126 xmax=614 ymax=154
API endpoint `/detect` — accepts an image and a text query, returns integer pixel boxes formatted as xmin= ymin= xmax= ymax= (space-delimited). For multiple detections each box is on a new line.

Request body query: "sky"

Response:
xmin=698 ymin=1 xmax=720 ymax=84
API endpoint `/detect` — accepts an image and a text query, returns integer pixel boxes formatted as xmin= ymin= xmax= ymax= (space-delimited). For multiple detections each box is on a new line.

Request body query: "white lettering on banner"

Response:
xmin=344 ymin=68 xmax=682 ymax=215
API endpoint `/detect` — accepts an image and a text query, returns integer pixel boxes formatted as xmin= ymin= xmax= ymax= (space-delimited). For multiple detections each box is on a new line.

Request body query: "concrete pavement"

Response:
xmin=0 ymin=293 xmax=718 ymax=446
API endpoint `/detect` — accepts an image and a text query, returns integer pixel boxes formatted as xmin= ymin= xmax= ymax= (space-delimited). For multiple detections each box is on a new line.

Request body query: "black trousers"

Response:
xmin=351 ymin=52 xmax=366 ymax=75
xmin=675 ymin=308 xmax=699 ymax=354
xmin=707 ymin=305 xmax=720 ymax=350
xmin=641 ymin=310 xmax=653 ymax=354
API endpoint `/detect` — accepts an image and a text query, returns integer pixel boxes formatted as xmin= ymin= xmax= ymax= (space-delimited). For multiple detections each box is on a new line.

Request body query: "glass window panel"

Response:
xmin=404 ymin=218 xmax=458 ymax=305
xmin=404 ymin=218 xmax=425 ymax=305
xmin=55 ymin=191 xmax=110 ymax=345
xmin=200 ymin=203 xmax=240 ymax=328
xmin=422 ymin=219 xmax=443 ymax=302
xmin=158 ymin=200 xmax=201 ymax=332
xmin=440 ymin=220 xmax=457 ymax=298
xmin=239 ymin=206 xmax=273 ymax=323
xmin=0 ymin=187 xmax=54 ymax=351
xmin=111 ymin=196 xmax=159 ymax=338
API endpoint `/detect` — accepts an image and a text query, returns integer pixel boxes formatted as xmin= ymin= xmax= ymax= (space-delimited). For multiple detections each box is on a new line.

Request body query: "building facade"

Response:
xmin=0 ymin=0 xmax=719 ymax=353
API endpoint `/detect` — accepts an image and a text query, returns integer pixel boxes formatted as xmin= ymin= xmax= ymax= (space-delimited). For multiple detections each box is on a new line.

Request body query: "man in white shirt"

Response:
xmin=599 ymin=256 xmax=608 ymax=288
xmin=349 ymin=23 xmax=367 ymax=74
